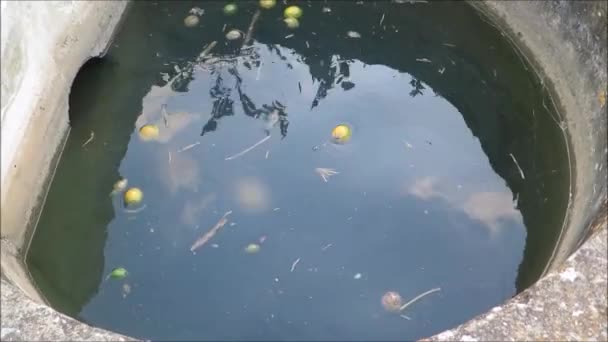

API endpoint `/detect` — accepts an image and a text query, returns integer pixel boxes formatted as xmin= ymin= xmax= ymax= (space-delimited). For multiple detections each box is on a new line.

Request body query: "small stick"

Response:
xmin=178 ymin=141 xmax=201 ymax=153
xmin=290 ymin=258 xmax=301 ymax=272
xmin=190 ymin=211 xmax=232 ymax=252
xmin=225 ymin=135 xmax=271 ymax=161
xmin=199 ymin=41 xmax=217 ymax=59
xmin=161 ymin=104 xmax=169 ymax=127
xmin=242 ymin=9 xmax=261 ymax=48
xmin=379 ymin=13 xmax=385 ymax=26
xmin=321 ymin=243 xmax=333 ymax=251
xmin=82 ymin=131 xmax=95 ymax=148
xmin=265 ymin=150 xmax=270 ymax=159
xmin=399 ymin=287 xmax=441 ymax=311
xmin=509 ymin=153 xmax=526 ymax=179
xmin=168 ymin=151 xmax=172 ymax=163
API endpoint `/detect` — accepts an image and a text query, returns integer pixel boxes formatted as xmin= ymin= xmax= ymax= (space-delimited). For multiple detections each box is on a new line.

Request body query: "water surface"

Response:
xmin=27 ymin=1 xmax=570 ymax=340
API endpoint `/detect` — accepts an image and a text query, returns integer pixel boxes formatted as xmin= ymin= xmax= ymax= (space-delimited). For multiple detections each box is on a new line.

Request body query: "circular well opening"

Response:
xmin=26 ymin=1 xmax=571 ymax=340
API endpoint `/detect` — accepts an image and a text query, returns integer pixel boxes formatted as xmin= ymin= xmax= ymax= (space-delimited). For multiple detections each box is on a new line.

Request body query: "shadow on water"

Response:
xmin=26 ymin=0 xmax=569 ymax=338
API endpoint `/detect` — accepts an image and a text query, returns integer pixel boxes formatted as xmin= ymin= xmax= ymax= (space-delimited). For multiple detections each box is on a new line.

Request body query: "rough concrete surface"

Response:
xmin=1 ymin=278 xmax=135 ymax=341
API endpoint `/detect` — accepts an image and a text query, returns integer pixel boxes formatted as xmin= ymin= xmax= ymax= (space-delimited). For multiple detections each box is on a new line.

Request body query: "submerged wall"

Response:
xmin=0 ymin=0 xmax=605 ymax=341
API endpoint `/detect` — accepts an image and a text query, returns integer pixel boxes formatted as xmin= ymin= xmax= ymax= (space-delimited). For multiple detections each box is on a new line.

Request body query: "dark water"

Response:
xmin=26 ymin=1 xmax=570 ymax=341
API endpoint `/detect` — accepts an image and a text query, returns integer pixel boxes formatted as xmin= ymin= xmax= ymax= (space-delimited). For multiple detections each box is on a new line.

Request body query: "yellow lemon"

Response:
xmin=331 ymin=124 xmax=352 ymax=143
xmin=259 ymin=0 xmax=276 ymax=9
xmin=124 ymin=188 xmax=143 ymax=206
xmin=183 ymin=15 xmax=199 ymax=28
xmin=284 ymin=5 xmax=303 ymax=19
xmin=284 ymin=17 xmax=299 ymax=29
xmin=138 ymin=124 xmax=159 ymax=141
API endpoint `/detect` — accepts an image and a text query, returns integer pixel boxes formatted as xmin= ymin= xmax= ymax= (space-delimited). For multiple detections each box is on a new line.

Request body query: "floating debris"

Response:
xmin=189 ymin=7 xmax=204 ymax=16
xmin=265 ymin=150 xmax=270 ymax=159
xmin=322 ymin=7 xmax=331 ymax=13
xmin=177 ymin=141 xmax=201 ymax=153
xmin=379 ymin=13 xmax=386 ymax=26
xmin=285 ymin=34 xmax=295 ymax=39
xmin=243 ymin=9 xmax=261 ymax=48
xmin=259 ymin=0 xmax=276 ymax=9
xmin=138 ymin=124 xmax=160 ymax=141
xmin=190 ymin=211 xmax=232 ymax=252
xmin=184 ymin=15 xmax=199 ymax=28
xmin=354 ymin=273 xmax=362 ymax=280
xmin=284 ymin=17 xmax=300 ymax=29
xmin=509 ymin=153 xmax=526 ymax=179
xmin=290 ymin=258 xmax=301 ymax=272
xmin=321 ymin=243 xmax=333 ymax=251
xmin=111 ymin=178 xmax=128 ymax=196
xmin=346 ymin=31 xmax=361 ymax=39
xmin=442 ymin=42 xmax=456 ymax=47
xmin=122 ymin=283 xmax=131 ymax=298
xmin=599 ymin=90 xmax=606 ymax=107
xmin=225 ymin=135 xmax=271 ymax=161
xmin=245 ymin=243 xmax=261 ymax=254
xmin=381 ymin=291 xmax=403 ymax=312
xmin=259 ymin=235 xmax=267 ymax=244
xmin=315 ymin=168 xmax=339 ymax=182
xmin=438 ymin=67 xmax=446 ymax=74
xmin=223 ymin=3 xmax=238 ymax=15
xmin=403 ymin=140 xmax=413 ymax=149
xmin=415 ymin=58 xmax=432 ymax=63
xmin=82 ymin=131 xmax=95 ymax=148
xmin=211 ymin=243 xmax=220 ymax=248
xmin=226 ymin=29 xmax=243 ymax=41
xmin=124 ymin=188 xmax=143 ymax=206
xmin=284 ymin=5 xmax=303 ymax=19
xmin=399 ymin=288 xmax=441 ymax=311
xmin=107 ymin=267 xmax=128 ymax=280
xmin=331 ymin=124 xmax=352 ymax=143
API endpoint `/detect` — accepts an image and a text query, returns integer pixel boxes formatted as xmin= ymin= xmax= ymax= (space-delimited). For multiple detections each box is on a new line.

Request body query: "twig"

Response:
xmin=161 ymin=104 xmax=169 ymax=127
xmin=199 ymin=41 xmax=217 ymax=59
xmin=242 ymin=9 xmax=261 ymax=48
xmin=379 ymin=13 xmax=385 ymax=26
xmin=82 ymin=131 xmax=95 ymax=148
xmin=321 ymin=243 xmax=333 ymax=251
xmin=509 ymin=153 xmax=526 ymax=179
xmin=225 ymin=135 xmax=271 ymax=161
xmin=290 ymin=258 xmax=301 ymax=272
xmin=178 ymin=141 xmax=201 ymax=153
xmin=265 ymin=150 xmax=270 ymax=159
xmin=399 ymin=287 xmax=441 ymax=311
xmin=168 ymin=151 xmax=172 ymax=163
xmin=190 ymin=211 xmax=233 ymax=252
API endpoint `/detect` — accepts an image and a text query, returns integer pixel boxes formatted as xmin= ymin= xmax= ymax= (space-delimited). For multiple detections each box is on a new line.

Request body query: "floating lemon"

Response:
xmin=225 ymin=29 xmax=242 ymax=40
xmin=124 ymin=187 xmax=143 ymax=206
xmin=259 ymin=0 xmax=276 ymax=9
xmin=223 ymin=3 xmax=238 ymax=15
xmin=138 ymin=124 xmax=159 ymax=141
xmin=284 ymin=17 xmax=300 ymax=29
xmin=109 ymin=267 xmax=128 ymax=279
xmin=284 ymin=5 xmax=303 ymax=19
xmin=331 ymin=124 xmax=352 ymax=143
xmin=183 ymin=15 xmax=199 ymax=27
xmin=244 ymin=243 xmax=261 ymax=254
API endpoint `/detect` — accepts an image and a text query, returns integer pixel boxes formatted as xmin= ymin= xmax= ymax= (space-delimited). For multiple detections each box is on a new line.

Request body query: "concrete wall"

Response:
xmin=1 ymin=0 xmax=128 ymax=301
xmin=0 ymin=0 xmax=605 ymax=341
